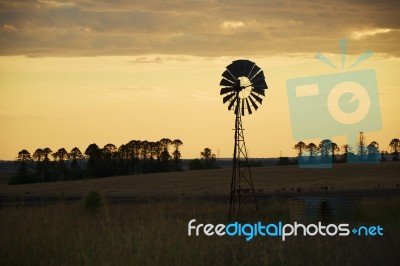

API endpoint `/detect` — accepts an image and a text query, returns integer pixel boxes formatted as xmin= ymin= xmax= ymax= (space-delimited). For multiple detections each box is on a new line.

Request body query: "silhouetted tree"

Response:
xmin=68 ymin=147 xmax=83 ymax=179
xmin=33 ymin=148 xmax=45 ymax=180
xmin=53 ymin=148 xmax=68 ymax=162
xmin=33 ymin=148 xmax=45 ymax=162
xmin=318 ymin=140 xmax=340 ymax=163
xmin=367 ymin=141 xmax=380 ymax=162
xmin=9 ymin=149 xmax=39 ymax=184
xmin=85 ymin=143 xmax=104 ymax=178
xmin=102 ymin=143 xmax=118 ymax=176
xmin=16 ymin=149 xmax=32 ymax=174
xmin=307 ymin=143 xmax=318 ymax=163
xmin=340 ymin=144 xmax=352 ymax=163
xmin=331 ymin=142 xmax=339 ymax=162
xmin=51 ymin=148 xmax=70 ymax=180
xmin=201 ymin=148 xmax=218 ymax=169
xmin=319 ymin=139 xmax=332 ymax=159
xmin=126 ymin=140 xmax=141 ymax=174
xmin=172 ymin=139 xmax=183 ymax=171
xmin=294 ymin=141 xmax=307 ymax=157
xmin=118 ymin=144 xmax=129 ymax=174
xmin=389 ymin=138 xmax=400 ymax=161
xmin=159 ymin=138 xmax=172 ymax=172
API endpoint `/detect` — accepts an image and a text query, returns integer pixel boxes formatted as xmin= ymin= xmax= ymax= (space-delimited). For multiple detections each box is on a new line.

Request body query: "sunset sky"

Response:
xmin=0 ymin=0 xmax=399 ymax=160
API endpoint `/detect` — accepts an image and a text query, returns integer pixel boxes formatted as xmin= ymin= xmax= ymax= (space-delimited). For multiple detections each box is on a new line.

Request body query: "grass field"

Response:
xmin=0 ymin=162 xmax=399 ymax=265
xmin=0 ymin=198 xmax=399 ymax=265
xmin=1 ymin=162 xmax=399 ymax=200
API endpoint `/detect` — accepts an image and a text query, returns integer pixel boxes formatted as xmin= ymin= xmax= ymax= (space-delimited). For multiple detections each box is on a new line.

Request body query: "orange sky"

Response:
xmin=0 ymin=0 xmax=399 ymax=160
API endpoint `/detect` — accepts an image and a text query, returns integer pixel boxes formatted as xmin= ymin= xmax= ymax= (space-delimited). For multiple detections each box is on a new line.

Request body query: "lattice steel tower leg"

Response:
xmin=229 ymin=98 xmax=259 ymax=220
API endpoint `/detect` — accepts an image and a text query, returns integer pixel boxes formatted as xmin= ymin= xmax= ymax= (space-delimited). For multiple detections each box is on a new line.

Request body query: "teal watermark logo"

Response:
xmin=286 ymin=39 xmax=382 ymax=168
xmin=188 ymin=219 xmax=384 ymax=241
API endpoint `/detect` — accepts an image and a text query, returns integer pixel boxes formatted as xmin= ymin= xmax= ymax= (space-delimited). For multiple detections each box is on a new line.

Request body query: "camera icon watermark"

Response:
xmin=287 ymin=40 xmax=382 ymax=168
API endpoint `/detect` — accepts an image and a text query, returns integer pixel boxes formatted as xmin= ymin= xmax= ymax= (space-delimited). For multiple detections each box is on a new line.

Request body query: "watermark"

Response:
xmin=286 ymin=39 xmax=382 ymax=168
xmin=188 ymin=219 xmax=384 ymax=241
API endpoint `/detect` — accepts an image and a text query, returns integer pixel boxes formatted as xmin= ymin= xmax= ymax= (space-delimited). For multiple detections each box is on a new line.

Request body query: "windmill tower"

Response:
xmin=219 ymin=59 xmax=268 ymax=219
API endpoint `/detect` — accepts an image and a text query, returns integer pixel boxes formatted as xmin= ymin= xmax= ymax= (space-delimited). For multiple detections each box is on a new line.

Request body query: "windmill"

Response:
xmin=219 ymin=59 xmax=268 ymax=220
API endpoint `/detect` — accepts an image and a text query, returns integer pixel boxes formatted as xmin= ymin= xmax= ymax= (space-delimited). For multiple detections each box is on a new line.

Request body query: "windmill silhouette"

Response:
xmin=219 ymin=59 xmax=268 ymax=219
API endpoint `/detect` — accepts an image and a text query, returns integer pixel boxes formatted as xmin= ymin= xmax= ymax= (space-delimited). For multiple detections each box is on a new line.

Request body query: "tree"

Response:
xmin=126 ymin=140 xmax=141 ymax=174
xmin=40 ymin=147 xmax=53 ymax=181
xmin=33 ymin=148 xmax=46 ymax=180
xmin=294 ymin=141 xmax=307 ymax=157
xmin=367 ymin=141 xmax=380 ymax=162
xmin=319 ymin=139 xmax=332 ymax=158
xmin=69 ymin=147 xmax=83 ymax=161
xmin=172 ymin=139 xmax=183 ymax=171
xmin=340 ymin=144 xmax=353 ymax=163
xmin=52 ymin=148 xmax=68 ymax=162
xmin=9 ymin=149 xmax=39 ymax=184
xmin=307 ymin=143 xmax=318 ymax=163
xmin=16 ymin=149 xmax=32 ymax=174
xmin=201 ymin=148 xmax=218 ymax=169
xmin=389 ymin=138 xmax=400 ymax=161
xmin=102 ymin=144 xmax=118 ymax=176
xmin=68 ymin=147 xmax=83 ymax=179
xmin=159 ymin=139 xmax=172 ymax=172
xmin=85 ymin=143 xmax=104 ymax=178
xmin=33 ymin=148 xmax=45 ymax=162
xmin=50 ymin=148 xmax=69 ymax=180
xmin=331 ymin=142 xmax=340 ymax=162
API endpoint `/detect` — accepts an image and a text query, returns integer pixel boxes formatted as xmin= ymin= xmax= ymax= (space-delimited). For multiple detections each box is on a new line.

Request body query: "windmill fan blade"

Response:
xmin=220 ymin=87 xmax=235 ymax=95
xmin=227 ymin=63 xmax=241 ymax=79
xmin=252 ymin=88 xmax=265 ymax=96
xmin=220 ymin=78 xmax=233 ymax=86
xmin=253 ymin=79 xmax=268 ymax=91
xmin=248 ymin=64 xmax=261 ymax=79
xmin=248 ymin=95 xmax=258 ymax=110
xmin=234 ymin=59 xmax=254 ymax=77
xmin=250 ymin=92 xmax=263 ymax=104
xmin=241 ymin=99 xmax=245 ymax=116
xmin=222 ymin=70 xmax=236 ymax=82
xmin=228 ymin=95 xmax=237 ymax=110
xmin=251 ymin=71 xmax=265 ymax=84
xmin=243 ymin=60 xmax=255 ymax=77
xmin=246 ymin=98 xmax=252 ymax=115
xmin=223 ymin=92 xmax=235 ymax=103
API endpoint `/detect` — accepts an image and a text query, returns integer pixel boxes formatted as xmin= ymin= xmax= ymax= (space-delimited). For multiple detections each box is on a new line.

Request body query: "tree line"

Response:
xmin=293 ymin=138 xmax=400 ymax=163
xmin=10 ymin=138 xmax=183 ymax=185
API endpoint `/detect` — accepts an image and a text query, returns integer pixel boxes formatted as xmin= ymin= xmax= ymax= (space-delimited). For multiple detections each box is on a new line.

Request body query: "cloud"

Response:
xmin=3 ymin=24 xmax=16 ymax=31
xmin=0 ymin=0 xmax=399 ymax=57
xmin=129 ymin=56 xmax=163 ymax=64
xmin=351 ymin=28 xmax=393 ymax=40
xmin=221 ymin=21 xmax=246 ymax=30
xmin=38 ymin=0 xmax=76 ymax=9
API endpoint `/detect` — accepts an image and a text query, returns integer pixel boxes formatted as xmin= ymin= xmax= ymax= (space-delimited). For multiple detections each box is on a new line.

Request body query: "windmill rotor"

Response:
xmin=220 ymin=60 xmax=268 ymax=116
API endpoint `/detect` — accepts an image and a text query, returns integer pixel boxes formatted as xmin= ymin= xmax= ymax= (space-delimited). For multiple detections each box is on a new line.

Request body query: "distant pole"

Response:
xmin=359 ymin=132 xmax=364 ymax=157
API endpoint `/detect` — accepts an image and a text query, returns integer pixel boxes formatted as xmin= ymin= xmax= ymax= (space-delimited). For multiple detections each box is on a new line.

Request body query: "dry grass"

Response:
xmin=1 ymin=162 xmax=399 ymax=199
xmin=0 ymin=198 xmax=399 ymax=265
xmin=1 ymin=162 xmax=399 ymax=265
